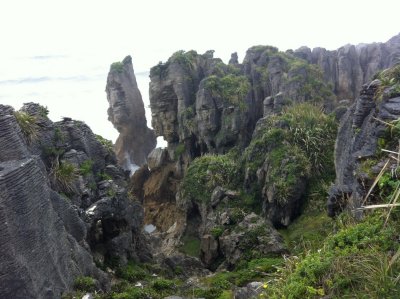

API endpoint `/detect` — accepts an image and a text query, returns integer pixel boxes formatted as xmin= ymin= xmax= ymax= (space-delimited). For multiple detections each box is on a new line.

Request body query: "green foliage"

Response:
xmin=168 ymin=50 xmax=197 ymax=70
xmin=287 ymin=60 xmax=333 ymax=104
xmin=14 ymin=111 xmax=39 ymax=143
xmin=174 ymin=143 xmax=185 ymax=160
xmin=203 ymin=257 xmax=283 ymax=293
xmin=110 ymin=61 xmax=124 ymax=73
xmin=116 ymin=261 xmax=147 ymax=282
xmin=378 ymin=171 xmax=400 ymax=199
xmin=98 ymin=171 xmax=112 ymax=181
xmin=54 ymin=127 xmax=65 ymax=142
xmin=95 ymin=134 xmax=114 ymax=153
xmin=38 ymin=105 xmax=49 ymax=117
xmin=204 ymin=74 xmax=250 ymax=109
xmin=43 ymin=146 xmax=65 ymax=158
xmin=243 ymin=103 xmax=337 ymax=205
xmin=51 ymin=161 xmax=78 ymax=192
xmin=180 ymin=235 xmax=201 ymax=257
xmin=210 ymin=226 xmax=224 ymax=238
xmin=280 ymin=103 xmax=338 ymax=174
xmin=374 ymin=64 xmax=400 ymax=101
xmin=73 ymin=276 xmax=96 ymax=292
xmin=264 ymin=212 xmax=400 ymax=299
xmin=111 ymin=287 xmax=156 ymax=299
xmin=279 ymin=210 xmax=334 ymax=255
xmin=151 ymin=278 xmax=176 ymax=291
xmin=248 ymin=45 xmax=279 ymax=54
xmin=182 ymin=154 xmax=240 ymax=203
xmin=268 ymin=145 xmax=311 ymax=203
xmin=79 ymin=159 xmax=94 ymax=176
xmin=192 ymin=287 xmax=223 ymax=299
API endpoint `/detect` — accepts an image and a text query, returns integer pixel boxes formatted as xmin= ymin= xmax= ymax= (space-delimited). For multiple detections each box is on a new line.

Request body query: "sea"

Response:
xmin=0 ymin=53 xmax=165 ymax=146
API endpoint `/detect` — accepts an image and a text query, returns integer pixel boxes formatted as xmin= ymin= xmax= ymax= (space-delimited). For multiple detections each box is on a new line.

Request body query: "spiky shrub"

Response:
xmin=14 ymin=111 xmax=39 ymax=143
xmin=280 ymin=103 xmax=337 ymax=174
xmin=51 ymin=161 xmax=78 ymax=193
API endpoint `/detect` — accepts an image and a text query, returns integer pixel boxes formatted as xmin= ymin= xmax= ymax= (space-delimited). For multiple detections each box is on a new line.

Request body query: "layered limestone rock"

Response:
xmin=106 ymin=56 xmax=156 ymax=171
xmin=149 ymin=48 xmax=335 ymax=161
xmin=0 ymin=105 xmax=106 ymax=298
xmin=328 ymin=65 xmax=400 ymax=216
xmin=0 ymin=103 xmax=150 ymax=297
xmin=294 ymin=33 xmax=400 ymax=100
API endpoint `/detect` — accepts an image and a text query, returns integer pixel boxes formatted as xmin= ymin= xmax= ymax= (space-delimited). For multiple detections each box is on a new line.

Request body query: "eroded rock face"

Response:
xmin=328 ymin=75 xmax=400 ymax=216
xmin=0 ymin=105 xmax=107 ymax=298
xmin=295 ymin=33 xmax=400 ymax=100
xmin=106 ymin=56 xmax=156 ymax=171
xmin=0 ymin=103 xmax=150 ymax=297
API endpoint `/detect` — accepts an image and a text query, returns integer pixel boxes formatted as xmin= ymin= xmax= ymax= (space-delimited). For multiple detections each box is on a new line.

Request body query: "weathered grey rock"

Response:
xmin=328 ymin=76 xmax=400 ymax=216
xmin=0 ymin=105 xmax=29 ymax=162
xmin=0 ymin=104 xmax=151 ymax=297
xmin=219 ymin=213 xmax=286 ymax=268
xmin=199 ymin=234 xmax=219 ymax=266
xmin=0 ymin=157 xmax=107 ymax=299
xmin=148 ymin=148 xmax=168 ymax=170
xmin=295 ymin=33 xmax=400 ymax=100
xmin=234 ymin=282 xmax=263 ymax=299
xmin=229 ymin=52 xmax=239 ymax=65
xmin=106 ymin=56 xmax=156 ymax=170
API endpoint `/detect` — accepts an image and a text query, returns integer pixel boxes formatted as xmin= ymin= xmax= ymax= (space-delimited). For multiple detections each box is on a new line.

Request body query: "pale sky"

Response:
xmin=1 ymin=0 xmax=399 ymax=142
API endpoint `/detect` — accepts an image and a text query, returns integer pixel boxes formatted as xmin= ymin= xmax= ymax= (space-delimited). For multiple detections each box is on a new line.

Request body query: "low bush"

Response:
xmin=116 ymin=261 xmax=147 ymax=282
xmin=182 ymin=154 xmax=240 ymax=203
xmin=263 ymin=212 xmax=400 ymax=298
xmin=73 ymin=276 xmax=96 ymax=292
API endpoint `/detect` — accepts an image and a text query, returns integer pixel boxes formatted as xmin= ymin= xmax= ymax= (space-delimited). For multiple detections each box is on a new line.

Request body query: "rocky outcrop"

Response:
xmin=295 ymin=33 xmax=400 ymax=100
xmin=0 ymin=103 xmax=150 ymax=298
xmin=149 ymin=48 xmax=335 ymax=163
xmin=328 ymin=65 xmax=400 ymax=216
xmin=106 ymin=56 xmax=156 ymax=171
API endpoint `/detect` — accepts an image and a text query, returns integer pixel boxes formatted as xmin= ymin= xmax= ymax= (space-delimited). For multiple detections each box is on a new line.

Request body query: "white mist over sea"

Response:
xmin=0 ymin=53 xmax=155 ymax=143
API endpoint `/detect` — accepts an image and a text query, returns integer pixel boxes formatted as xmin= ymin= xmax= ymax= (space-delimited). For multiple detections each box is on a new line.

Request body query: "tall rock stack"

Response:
xmin=106 ymin=56 xmax=156 ymax=172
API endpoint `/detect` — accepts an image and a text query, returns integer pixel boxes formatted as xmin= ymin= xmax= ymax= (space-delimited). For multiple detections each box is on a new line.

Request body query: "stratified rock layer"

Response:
xmin=106 ymin=56 xmax=156 ymax=170
xmin=0 ymin=106 xmax=106 ymax=298
xmin=328 ymin=74 xmax=400 ymax=215
xmin=0 ymin=103 xmax=150 ymax=298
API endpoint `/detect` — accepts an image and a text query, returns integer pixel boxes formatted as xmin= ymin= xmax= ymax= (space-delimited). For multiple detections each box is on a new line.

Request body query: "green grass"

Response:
xmin=73 ymin=276 xmax=96 ymax=292
xmin=262 ymin=211 xmax=400 ymax=299
xmin=180 ymin=235 xmax=201 ymax=257
xmin=79 ymin=159 xmax=94 ymax=176
xmin=116 ymin=261 xmax=147 ymax=282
